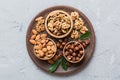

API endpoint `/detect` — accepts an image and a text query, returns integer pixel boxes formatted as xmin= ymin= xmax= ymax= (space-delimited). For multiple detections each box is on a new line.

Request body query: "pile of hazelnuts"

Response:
xmin=63 ymin=41 xmax=84 ymax=63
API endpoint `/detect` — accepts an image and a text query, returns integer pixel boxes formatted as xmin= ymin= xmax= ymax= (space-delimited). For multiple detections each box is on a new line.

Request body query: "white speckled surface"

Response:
xmin=0 ymin=0 xmax=120 ymax=80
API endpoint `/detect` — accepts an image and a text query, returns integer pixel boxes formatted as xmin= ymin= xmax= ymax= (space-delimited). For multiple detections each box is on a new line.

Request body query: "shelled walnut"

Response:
xmin=71 ymin=30 xmax=79 ymax=39
xmin=35 ymin=17 xmax=45 ymax=32
xmin=71 ymin=11 xmax=79 ymax=20
xmin=47 ymin=11 xmax=71 ymax=36
xmin=70 ymin=11 xmax=89 ymax=39
xmin=80 ymin=25 xmax=88 ymax=34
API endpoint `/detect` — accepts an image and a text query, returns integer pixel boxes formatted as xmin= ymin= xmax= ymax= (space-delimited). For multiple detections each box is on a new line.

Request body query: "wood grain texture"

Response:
xmin=26 ymin=5 xmax=95 ymax=75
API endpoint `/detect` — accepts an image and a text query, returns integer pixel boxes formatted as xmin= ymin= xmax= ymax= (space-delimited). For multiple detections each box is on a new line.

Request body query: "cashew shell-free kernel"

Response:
xmin=38 ymin=50 xmax=44 ymax=57
xmin=51 ymin=45 xmax=56 ymax=52
xmin=42 ymin=48 xmax=47 ymax=53
xmin=47 ymin=46 xmax=51 ymax=51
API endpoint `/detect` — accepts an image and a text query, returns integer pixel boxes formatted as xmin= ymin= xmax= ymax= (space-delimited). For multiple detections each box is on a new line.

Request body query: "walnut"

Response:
xmin=71 ymin=11 xmax=79 ymax=20
xmin=71 ymin=30 xmax=79 ymax=39
xmin=35 ymin=17 xmax=45 ymax=32
xmin=47 ymin=11 xmax=71 ymax=36
xmin=80 ymin=26 xmax=88 ymax=34
xmin=74 ymin=18 xmax=84 ymax=30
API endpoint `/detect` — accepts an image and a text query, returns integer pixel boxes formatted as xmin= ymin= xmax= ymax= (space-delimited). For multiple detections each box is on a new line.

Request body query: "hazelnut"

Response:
xmin=70 ymin=45 xmax=74 ymax=49
xmin=67 ymin=44 xmax=71 ymax=49
xmin=60 ymin=45 xmax=63 ymax=49
xmin=78 ymin=45 xmax=82 ymax=49
xmin=76 ymin=57 xmax=80 ymax=61
xmin=65 ymin=46 xmax=69 ymax=50
xmin=80 ymin=50 xmax=84 ymax=55
xmin=67 ymin=55 xmax=72 ymax=60
xmin=59 ymin=39 xmax=63 ymax=43
xmin=68 ymin=49 xmax=73 ymax=53
xmin=66 ymin=62 xmax=72 ymax=67
xmin=78 ymin=54 xmax=81 ymax=57
xmin=72 ymin=57 xmax=76 ymax=62
xmin=56 ymin=42 xmax=60 ymax=47
xmin=85 ymin=40 xmax=90 ymax=45
xmin=58 ymin=51 xmax=63 ymax=58
xmin=64 ymin=51 xmax=69 ymax=56
xmin=72 ymin=52 xmax=77 ymax=57
xmin=52 ymin=55 xmax=59 ymax=61
xmin=48 ymin=59 xmax=54 ymax=64
xmin=82 ymin=42 xmax=86 ymax=48
xmin=74 ymin=46 xmax=79 ymax=51
xmin=62 ymin=42 xmax=66 ymax=46
xmin=64 ymin=38 xmax=67 ymax=42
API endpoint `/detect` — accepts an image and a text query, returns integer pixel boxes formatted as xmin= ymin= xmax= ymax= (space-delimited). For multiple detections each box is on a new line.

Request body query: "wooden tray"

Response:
xmin=26 ymin=6 xmax=95 ymax=75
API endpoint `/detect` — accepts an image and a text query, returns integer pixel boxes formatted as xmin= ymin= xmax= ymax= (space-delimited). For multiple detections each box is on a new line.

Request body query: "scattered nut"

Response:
xmin=48 ymin=59 xmax=54 ymax=64
xmin=29 ymin=39 xmax=36 ymax=44
xmin=31 ymin=35 xmax=36 ymax=40
xmin=71 ymin=30 xmax=79 ymax=39
xmin=32 ymin=29 xmax=37 ymax=35
xmin=35 ymin=17 xmax=45 ymax=32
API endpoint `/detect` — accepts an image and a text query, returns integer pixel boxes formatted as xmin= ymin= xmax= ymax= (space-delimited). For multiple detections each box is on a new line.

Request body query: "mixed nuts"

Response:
xmin=29 ymin=10 xmax=91 ymax=73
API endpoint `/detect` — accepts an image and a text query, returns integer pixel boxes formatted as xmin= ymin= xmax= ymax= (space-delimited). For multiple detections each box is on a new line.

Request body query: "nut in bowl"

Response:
xmin=45 ymin=10 xmax=73 ymax=38
xmin=33 ymin=37 xmax=57 ymax=60
xmin=63 ymin=41 xmax=85 ymax=63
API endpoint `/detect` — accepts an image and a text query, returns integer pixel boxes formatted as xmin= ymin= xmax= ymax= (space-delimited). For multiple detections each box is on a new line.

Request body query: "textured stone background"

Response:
xmin=0 ymin=0 xmax=120 ymax=80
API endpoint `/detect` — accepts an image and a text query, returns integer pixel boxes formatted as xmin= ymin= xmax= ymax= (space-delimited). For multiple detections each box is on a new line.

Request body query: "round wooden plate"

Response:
xmin=26 ymin=6 xmax=95 ymax=75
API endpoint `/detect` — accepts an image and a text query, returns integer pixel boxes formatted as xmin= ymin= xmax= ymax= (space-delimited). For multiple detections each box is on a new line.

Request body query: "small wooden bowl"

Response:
xmin=63 ymin=41 xmax=85 ymax=63
xmin=34 ymin=38 xmax=57 ymax=60
xmin=45 ymin=10 xmax=73 ymax=38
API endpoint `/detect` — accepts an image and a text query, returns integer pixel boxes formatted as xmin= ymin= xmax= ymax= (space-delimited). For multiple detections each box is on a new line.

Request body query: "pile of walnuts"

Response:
xmin=70 ymin=12 xmax=88 ymax=39
xmin=35 ymin=17 xmax=45 ymax=32
xmin=47 ymin=12 xmax=71 ymax=36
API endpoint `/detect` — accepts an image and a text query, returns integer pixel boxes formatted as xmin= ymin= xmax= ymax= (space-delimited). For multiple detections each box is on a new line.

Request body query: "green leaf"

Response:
xmin=80 ymin=31 xmax=91 ymax=40
xmin=61 ymin=57 xmax=67 ymax=70
xmin=49 ymin=61 xmax=61 ymax=73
